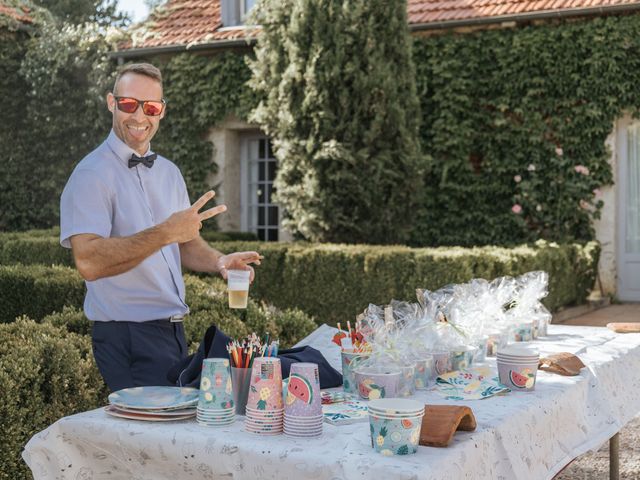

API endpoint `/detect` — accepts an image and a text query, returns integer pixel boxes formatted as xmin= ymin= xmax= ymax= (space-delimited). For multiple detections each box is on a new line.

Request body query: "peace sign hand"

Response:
xmin=163 ymin=191 xmax=227 ymax=244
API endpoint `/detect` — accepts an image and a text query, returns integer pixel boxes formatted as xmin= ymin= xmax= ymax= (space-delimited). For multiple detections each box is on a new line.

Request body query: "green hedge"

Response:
xmin=0 ymin=319 xmax=108 ymax=480
xmin=210 ymin=240 xmax=600 ymax=325
xmin=1 ymin=266 xmax=316 ymax=349
xmin=0 ymin=231 xmax=600 ymax=326
xmin=0 ymin=264 xmax=85 ymax=322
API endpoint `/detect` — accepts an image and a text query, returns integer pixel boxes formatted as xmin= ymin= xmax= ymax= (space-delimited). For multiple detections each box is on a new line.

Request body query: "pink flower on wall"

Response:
xmin=511 ymin=204 xmax=522 ymax=214
xmin=555 ymin=147 xmax=564 ymax=156
xmin=514 ymin=175 xmax=522 ymax=183
xmin=574 ymin=165 xmax=590 ymax=175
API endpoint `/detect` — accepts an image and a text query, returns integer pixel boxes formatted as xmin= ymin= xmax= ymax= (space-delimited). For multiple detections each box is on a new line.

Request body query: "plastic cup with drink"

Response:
xmin=227 ymin=269 xmax=251 ymax=309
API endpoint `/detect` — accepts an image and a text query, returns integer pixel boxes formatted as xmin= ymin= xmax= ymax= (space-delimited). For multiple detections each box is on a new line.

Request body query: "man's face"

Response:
xmin=106 ymin=72 xmax=164 ymax=155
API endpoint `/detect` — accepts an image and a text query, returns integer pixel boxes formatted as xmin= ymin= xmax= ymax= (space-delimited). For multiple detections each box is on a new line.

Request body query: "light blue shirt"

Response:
xmin=60 ymin=130 xmax=190 ymax=322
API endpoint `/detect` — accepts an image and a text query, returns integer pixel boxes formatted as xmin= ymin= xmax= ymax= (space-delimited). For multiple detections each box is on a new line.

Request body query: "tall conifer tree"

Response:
xmin=249 ymin=0 xmax=424 ymax=244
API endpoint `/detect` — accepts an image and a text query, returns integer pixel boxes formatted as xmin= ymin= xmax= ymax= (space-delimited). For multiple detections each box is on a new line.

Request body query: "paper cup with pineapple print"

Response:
xmin=341 ymin=350 xmax=370 ymax=394
xmin=284 ymin=363 xmax=322 ymax=417
xmin=199 ymin=358 xmax=234 ymax=409
xmin=368 ymin=399 xmax=423 ymax=456
xmin=246 ymin=357 xmax=284 ymax=411
xmin=354 ymin=369 xmax=401 ymax=400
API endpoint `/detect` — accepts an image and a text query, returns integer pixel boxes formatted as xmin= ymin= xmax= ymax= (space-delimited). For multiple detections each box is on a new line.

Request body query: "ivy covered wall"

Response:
xmin=409 ymin=15 xmax=640 ymax=246
xmin=151 ymin=13 xmax=640 ymax=246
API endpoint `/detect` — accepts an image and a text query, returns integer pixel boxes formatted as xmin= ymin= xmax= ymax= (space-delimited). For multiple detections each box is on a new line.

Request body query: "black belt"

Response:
xmin=143 ymin=315 xmax=185 ymax=324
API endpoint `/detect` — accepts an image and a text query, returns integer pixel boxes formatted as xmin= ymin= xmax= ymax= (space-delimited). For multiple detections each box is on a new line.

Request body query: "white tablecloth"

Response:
xmin=23 ymin=325 xmax=640 ymax=480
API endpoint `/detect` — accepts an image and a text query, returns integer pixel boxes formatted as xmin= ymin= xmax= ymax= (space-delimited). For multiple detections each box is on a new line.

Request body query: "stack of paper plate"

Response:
xmin=105 ymin=386 xmax=198 ymax=421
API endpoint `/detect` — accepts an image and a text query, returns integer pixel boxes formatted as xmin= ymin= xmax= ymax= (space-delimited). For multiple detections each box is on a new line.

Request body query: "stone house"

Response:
xmin=116 ymin=0 xmax=640 ymax=301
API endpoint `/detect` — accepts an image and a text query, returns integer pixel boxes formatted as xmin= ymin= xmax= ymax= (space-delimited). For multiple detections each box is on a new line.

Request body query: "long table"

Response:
xmin=23 ymin=325 xmax=640 ymax=480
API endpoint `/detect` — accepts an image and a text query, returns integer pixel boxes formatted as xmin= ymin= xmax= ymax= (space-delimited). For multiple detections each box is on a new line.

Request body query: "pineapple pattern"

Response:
xmin=256 ymin=387 xmax=271 ymax=410
xmin=376 ymin=426 xmax=387 ymax=447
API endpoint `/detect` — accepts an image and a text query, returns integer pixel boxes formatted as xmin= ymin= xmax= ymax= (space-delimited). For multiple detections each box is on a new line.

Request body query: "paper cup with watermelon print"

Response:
xmin=368 ymin=398 xmax=423 ymax=456
xmin=341 ymin=350 xmax=370 ymax=394
xmin=284 ymin=363 xmax=322 ymax=417
xmin=353 ymin=368 xmax=401 ymax=400
xmin=246 ymin=357 xmax=284 ymax=411
xmin=497 ymin=346 xmax=539 ymax=392
xmin=413 ymin=356 xmax=435 ymax=390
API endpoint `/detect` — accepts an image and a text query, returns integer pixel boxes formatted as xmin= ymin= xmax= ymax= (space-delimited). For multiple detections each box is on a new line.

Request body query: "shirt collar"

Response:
xmin=106 ymin=130 xmax=154 ymax=167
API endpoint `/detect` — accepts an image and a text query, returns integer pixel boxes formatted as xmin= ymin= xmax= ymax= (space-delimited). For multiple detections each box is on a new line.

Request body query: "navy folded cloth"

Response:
xmin=167 ymin=324 xmax=343 ymax=389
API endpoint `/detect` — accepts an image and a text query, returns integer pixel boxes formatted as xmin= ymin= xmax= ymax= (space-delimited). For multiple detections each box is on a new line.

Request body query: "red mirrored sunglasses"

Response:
xmin=114 ymin=96 xmax=166 ymax=116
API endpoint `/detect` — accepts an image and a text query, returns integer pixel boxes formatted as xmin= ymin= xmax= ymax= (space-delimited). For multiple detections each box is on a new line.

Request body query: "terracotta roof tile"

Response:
xmin=123 ymin=0 xmax=640 ymax=51
xmin=0 ymin=3 xmax=33 ymax=25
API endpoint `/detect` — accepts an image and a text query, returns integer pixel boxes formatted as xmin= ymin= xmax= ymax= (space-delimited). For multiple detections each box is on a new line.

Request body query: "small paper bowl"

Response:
xmin=369 ymin=413 xmax=422 ymax=455
xmin=497 ymin=359 xmax=538 ymax=391
xmin=354 ymin=369 xmax=401 ymax=400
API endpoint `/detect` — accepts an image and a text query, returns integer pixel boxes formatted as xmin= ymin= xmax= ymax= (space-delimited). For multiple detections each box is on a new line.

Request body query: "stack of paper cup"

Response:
xmin=496 ymin=345 xmax=540 ymax=392
xmin=244 ymin=357 xmax=284 ymax=434
xmin=368 ymin=398 xmax=424 ymax=456
xmin=197 ymin=358 xmax=235 ymax=426
xmin=283 ymin=363 xmax=323 ymax=438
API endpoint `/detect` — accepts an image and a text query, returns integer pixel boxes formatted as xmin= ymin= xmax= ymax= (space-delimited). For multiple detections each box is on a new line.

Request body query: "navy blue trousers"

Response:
xmin=91 ymin=320 xmax=187 ymax=392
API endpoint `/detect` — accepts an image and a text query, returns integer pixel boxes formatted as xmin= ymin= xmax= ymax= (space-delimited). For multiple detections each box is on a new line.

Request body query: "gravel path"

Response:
xmin=554 ymin=415 xmax=640 ymax=479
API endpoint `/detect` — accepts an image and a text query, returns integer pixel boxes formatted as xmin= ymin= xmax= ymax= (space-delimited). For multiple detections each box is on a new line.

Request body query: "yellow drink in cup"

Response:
xmin=227 ymin=269 xmax=251 ymax=309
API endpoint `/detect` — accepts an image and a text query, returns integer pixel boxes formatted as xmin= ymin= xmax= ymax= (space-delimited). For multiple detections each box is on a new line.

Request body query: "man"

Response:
xmin=60 ymin=63 xmax=261 ymax=392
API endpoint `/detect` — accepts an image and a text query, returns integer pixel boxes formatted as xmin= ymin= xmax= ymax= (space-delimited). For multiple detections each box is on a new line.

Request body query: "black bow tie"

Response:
xmin=128 ymin=153 xmax=157 ymax=168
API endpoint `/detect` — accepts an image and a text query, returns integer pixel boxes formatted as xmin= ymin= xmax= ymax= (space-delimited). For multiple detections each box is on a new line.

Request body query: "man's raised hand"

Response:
xmin=163 ymin=191 xmax=227 ymax=244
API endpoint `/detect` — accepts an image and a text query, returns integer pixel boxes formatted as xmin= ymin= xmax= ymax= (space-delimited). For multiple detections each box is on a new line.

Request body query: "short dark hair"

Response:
xmin=113 ymin=63 xmax=163 ymax=94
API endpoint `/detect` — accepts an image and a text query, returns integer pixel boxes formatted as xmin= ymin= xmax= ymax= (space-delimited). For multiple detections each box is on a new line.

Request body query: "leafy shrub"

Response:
xmin=0 ymin=319 xmax=107 ymax=480
xmin=42 ymin=305 xmax=90 ymax=336
xmin=212 ymin=240 xmax=600 ymax=326
xmin=0 ymin=264 xmax=84 ymax=322
xmin=0 ymin=231 xmax=600 ymax=326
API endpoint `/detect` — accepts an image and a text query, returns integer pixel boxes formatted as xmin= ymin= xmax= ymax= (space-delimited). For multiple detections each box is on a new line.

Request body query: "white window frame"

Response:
xmin=240 ymin=134 xmax=281 ymax=241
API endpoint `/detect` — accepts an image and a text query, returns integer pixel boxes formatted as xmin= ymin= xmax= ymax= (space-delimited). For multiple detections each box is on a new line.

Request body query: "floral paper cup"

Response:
xmin=354 ymin=369 xmax=401 ymax=400
xmin=341 ymin=350 xmax=370 ymax=394
xmin=199 ymin=358 xmax=234 ymax=409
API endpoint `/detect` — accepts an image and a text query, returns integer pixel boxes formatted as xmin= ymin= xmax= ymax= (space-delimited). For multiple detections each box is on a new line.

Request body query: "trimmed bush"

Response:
xmin=0 ymin=319 xmax=108 ymax=480
xmin=42 ymin=305 xmax=91 ymax=336
xmin=210 ymin=240 xmax=600 ymax=326
xmin=0 ymin=264 xmax=85 ymax=323
xmin=1 ymin=267 xmax=316 ymax=349
xmin=0 ymin=230 xmax=600 ymax=325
